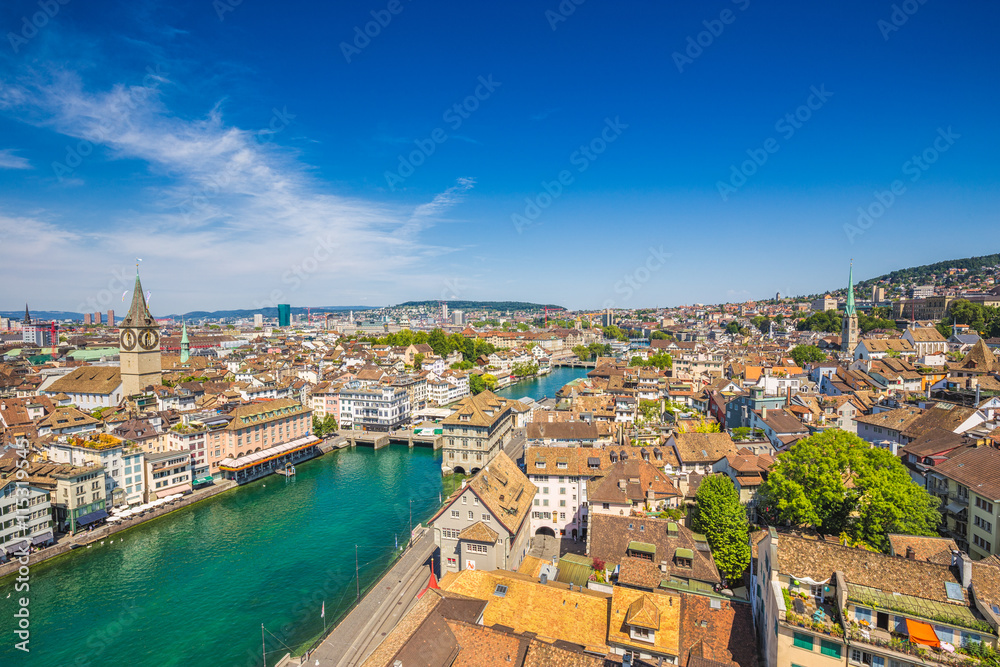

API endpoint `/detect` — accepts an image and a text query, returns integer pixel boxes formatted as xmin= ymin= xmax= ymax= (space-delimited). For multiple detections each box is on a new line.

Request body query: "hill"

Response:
xmin=395 ymin=300 xmax=564 ymax=312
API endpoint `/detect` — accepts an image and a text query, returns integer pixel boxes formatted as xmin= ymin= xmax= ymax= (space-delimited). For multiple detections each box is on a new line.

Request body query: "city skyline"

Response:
xmin=2 ymin=0 xmax=998 ymax=313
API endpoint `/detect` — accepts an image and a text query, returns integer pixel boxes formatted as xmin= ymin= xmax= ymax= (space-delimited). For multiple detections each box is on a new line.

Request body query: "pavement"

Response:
xmin=527 ymin=533 xmax=587 ymax=562
xmin=304 ymin=527 xmax=438 ymax=667
xmin=503 ymin=428 xmax=526 ymax=464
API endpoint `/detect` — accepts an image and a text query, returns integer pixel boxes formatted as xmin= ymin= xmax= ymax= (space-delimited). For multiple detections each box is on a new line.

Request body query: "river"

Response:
xmin=1 ymin=445 xmax=443 ymax=667
xmin=494 ymin=364 xmax=590 ymax=401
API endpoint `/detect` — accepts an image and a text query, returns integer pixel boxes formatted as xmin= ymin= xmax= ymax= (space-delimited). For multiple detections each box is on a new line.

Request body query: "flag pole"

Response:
xmin=262 ymin=623 xmax=266 ymax=667
xmin=355 ymin=544 xmax=360 ymax=603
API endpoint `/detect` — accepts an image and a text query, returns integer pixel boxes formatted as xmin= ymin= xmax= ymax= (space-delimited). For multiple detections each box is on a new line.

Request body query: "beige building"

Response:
xmin=27 ymin=461 xmax=107 ymax=534
xmin=430 ymin=452 xmax=535 ymax=574
xmin=144 ymin=450 xmax=192 ymax=500
xmin=441 ymin=390 xmax=520 ymax=475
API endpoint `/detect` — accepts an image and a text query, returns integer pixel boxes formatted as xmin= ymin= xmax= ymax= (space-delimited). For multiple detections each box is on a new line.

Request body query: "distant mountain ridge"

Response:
xmin=0 ymin=306 xmax=379 ymax=322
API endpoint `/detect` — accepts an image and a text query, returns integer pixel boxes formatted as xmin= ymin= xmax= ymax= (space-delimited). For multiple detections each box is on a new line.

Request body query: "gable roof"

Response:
xmin=46 ymin=366 xmax=122 ymax=395
xmin=934 ymin=445 xmax=1000 ymax=501
xmin=588 ymin=460 xmax=680 ymax=505
xmin=672 ymin=432 xmax=739 ymax=465
xmin=444 ymin=390 xmax=519 ymax=428
xmin=467 ymin=452 xmax=536 ymax=535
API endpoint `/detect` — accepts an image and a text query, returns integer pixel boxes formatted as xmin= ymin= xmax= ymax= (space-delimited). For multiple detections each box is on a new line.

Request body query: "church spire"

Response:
xmin=23 ymin=303 xmax=30 ymax=325
xmin=180 ymin=319 xmax=190 ymax=364
xmin=122 ymin=271 xmax=154 ymax=328
xmin=845 ymin=261 xmax=856 ymax=316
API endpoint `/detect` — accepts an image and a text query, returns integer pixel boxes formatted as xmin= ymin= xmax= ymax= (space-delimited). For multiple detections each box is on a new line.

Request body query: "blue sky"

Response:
xmin=1 ymin=0 xmax=998 ymax=314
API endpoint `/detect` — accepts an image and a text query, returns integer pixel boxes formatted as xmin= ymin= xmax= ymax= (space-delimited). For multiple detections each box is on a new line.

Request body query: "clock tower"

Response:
xmin=120 ymin=269 xmax=161 ymax=396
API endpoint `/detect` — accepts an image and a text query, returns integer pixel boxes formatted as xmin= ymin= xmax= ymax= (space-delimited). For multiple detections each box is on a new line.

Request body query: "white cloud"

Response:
xmin=0 ymin=149 xmax=32 ymax=170
xmin=0 ymin=67 xmax=475 ymax=312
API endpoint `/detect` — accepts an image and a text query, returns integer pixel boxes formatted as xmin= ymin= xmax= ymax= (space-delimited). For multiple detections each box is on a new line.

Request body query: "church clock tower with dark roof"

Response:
xmin=120 ymin=269 xmax=161 ymax=396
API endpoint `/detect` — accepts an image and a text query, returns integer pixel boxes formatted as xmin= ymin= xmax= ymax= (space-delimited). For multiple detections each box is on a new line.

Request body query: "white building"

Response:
xmin=338 ymin=383 xmax=410 ymax=431
xmin=46 ymin=435 xmax=146 ymax=507
xmin=524 ymin=447 xmax=610 ymax=541
xmin=0 ymin=477 xmax=54 ymax=556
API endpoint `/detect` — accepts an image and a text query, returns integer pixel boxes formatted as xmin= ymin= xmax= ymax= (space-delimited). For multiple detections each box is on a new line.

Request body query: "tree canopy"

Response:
xmin=694 ymin=475 xmax=751 ymax=582
xmin=759 ymin=430 xmax=940 ymax=552
xmin=789 ymin=345 xmax=827 ymax=367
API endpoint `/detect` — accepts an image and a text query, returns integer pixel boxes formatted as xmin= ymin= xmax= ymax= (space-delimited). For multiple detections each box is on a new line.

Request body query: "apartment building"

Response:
xmin=524 ymin=446 xmax=612 ymax=541
xmin=930 ymin=445 xmax=1000 ymax=559
xmin=26 ymin=461 xmax=107 ymax=533
xmin=338 ymin=383 xmax=410 ymax=432
xmin=441 ymin=390 xmax=520 ymax=475
xmin=0 ymin=470 xmax=54 ymax=556
xmin=46 ymin=433 xmax=145 ymax=506
xmin=144 ymin=451 xmax=192 ymax=500
xmin=205 ymin=398 xmax=312 ymax=475
xmin=429 ymin=452 xmax=535 ymax=574
xmin=753 ymin=528 xmax=1000 ymax=667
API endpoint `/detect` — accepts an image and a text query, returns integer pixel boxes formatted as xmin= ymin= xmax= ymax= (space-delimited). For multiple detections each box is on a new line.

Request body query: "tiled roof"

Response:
xmin=773 ymin=532 xmax=966 ymax=603
xmin=672 ymin=433 xmax=739 ymax=465
xmin=588 ymin=460 xmax=680 ymax=505
xmin=443 ymin=569 xmax=611 ymax=653
xmin=934 ymin=445 xmax=1000 ymax=501
xmin=679 ymin=593 xmax=757 ymax=667
xmin=526 ymin=421 xmax=599 ymax=441
xmin=901 ymin=403 xmax=979 ymax=440
xmin=887 ymin=534 xmax=958 ymax=565
xmin=459 ymin=521 xmax=499 ymax=543
xmin=853 ymin=406 xmax=923 ymax=432
xmin=444 ymin=390 xmax=518 ymax=428
xmin=608 ymin=587 xmax=680 ymax=655
xmin=525 ymin=446 xmax=613 ymax=478
xmin=900 ymin=427 xmax=966 ymax=459
xmin=468 ymin=452 xmax=537 ymax=535
xmin=589 ymin=514 xmax=721 ymax=585
xmin=625 ymin=594 xmax=661 ymax=629
xmin=46 ymin=366 xmax=122 ymax=395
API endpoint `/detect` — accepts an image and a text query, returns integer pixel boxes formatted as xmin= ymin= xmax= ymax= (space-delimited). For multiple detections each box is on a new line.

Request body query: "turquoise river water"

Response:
xmin=2 ymin=445 xmax=444 ymax=667
xmin=494 ymin=365 xmax=588 ymax=401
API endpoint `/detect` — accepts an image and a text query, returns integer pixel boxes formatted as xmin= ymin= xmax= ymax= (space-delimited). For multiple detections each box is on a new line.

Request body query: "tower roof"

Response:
xmin=122 ymin=273 xmax=156 ymax=329
xmin=845 ymin=263 xmax=856 ymax=316
xmin=23 ymin=303 xmax=30 ymax=324
xmin=180 ymin=320 xmax=189 ymax=345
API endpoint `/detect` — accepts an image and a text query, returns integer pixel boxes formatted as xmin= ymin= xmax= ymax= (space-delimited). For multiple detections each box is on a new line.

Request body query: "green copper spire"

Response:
xmin=845 ymin=262 xmax=856 ymax=316
xmin=180 ymin=319 xmax=190 ymax=364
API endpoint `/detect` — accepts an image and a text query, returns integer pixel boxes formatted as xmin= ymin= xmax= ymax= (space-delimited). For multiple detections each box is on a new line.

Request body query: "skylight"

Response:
xmin=945 ymin=582 xmax=964 ymax=601
xmin=494 ymin=584 xmax=508 ymax=597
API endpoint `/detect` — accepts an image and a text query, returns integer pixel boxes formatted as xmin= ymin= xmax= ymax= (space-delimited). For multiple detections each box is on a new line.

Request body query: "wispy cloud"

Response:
xmin=0 ymin=64 xmax=475 ymax=310
xmin=0 ymin=149 xmax=32 ymax=170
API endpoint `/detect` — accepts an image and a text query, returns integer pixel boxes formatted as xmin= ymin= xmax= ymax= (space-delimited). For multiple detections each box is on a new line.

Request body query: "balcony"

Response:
xmin=846 ymin=625 xmax=974 ymax=667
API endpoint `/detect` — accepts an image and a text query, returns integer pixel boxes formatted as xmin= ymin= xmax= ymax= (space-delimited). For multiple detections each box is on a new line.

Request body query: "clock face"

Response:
xmin=139 ymin=329 xmax=159 ymax=351
xmin=121 ymin=330 xmax=137 ymax=351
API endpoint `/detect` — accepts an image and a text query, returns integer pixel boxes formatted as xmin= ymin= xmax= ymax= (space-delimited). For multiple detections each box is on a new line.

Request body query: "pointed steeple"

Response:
xmin=180 ymin=319 xmax=190 ymax=364
xmin=23 ymin=303 xmax=30 ymax=325
xmin=845 ymin=262 xmax=856 ymax=316
xmin=122 ymin=270 xmax=155 ymax=328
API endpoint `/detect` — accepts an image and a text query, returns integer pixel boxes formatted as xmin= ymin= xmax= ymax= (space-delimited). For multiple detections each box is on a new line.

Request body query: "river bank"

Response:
xmin=0 ymin=443 xmax=445 ymax=667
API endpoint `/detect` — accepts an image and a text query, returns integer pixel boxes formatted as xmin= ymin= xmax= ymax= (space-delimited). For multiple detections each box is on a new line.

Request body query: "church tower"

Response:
xmin=120 ymin=269 xmax=161 ymax=396
xmin=180 ymin=320 xmax=190 ymax=365
xmin=841 ymin=262 xmax=859 ymax=354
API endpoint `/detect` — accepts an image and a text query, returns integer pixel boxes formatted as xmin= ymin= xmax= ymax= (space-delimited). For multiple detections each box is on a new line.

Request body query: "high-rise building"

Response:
xmin=107 ymin=310 xmax=115 ymax=326
xmin=94 ymin=311 xmax=102 ymax=325
xmin=452 ymin=309 xmax=463 ymax=326
xmin=119 ymin=271 xmax=162 ymax=396
xmin=841 ymin=263 xmax=859 ymax=354
xmin=84 ymin=313 xmax=92 ymax=325
xmin=277 ymin=304 xmax=291 ymax=327
xmin=253 ymin=313 xmax=264 ymax=327
xmin=441 ymin=303 xmax=449 ymax=321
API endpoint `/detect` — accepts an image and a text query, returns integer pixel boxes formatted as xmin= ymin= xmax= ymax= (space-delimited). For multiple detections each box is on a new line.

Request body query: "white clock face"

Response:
xmin=121 ymin=330 xmax=137 ymax=351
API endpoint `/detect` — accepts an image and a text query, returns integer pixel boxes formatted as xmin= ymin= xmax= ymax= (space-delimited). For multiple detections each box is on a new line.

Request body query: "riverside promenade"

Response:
xmin=287 ymin=526 xmax=438 ymax=667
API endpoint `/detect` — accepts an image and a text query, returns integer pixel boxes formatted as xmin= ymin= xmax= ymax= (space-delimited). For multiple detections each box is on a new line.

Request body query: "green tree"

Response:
xmin=572 ymin=345 xmax=591 ymax=362
xmin=427 ymin=328 xmax=449 ymax=356
xmin=638 ymin=399 xmax=661 ymax=424
xmin=650 ymin=331 xmax=672 ymax=340
xmin=481 ymin=373 xmax=497 ymax=391
xmin=759 ymin=430 xmax=940 ymax=551
xmin=647 ymin=352 xmax=672 ymax=369
xmin=413 ymin=353 xmax=425 ymax=370
xmin=789 ymin=345 xmax=827 ymax=367
xmin=451 ymin=360 xmax=474 ymax=370
xmin=693 ymin=475 xmax=750 ymax=582
xmin=725 ymin=321 xmax=740 ymax=335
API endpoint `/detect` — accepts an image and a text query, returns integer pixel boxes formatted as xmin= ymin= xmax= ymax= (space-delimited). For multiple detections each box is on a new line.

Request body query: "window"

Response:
xmin=447 ymin=557 xmax=457 ymax=566
xmin=820 ymin=639 xmax=842 ymax=658
xmin=976 ymin=515 xmax=993 ymax=533
xmin=559 ymin=512 xmax=565 ymax=520
xmin=602 ymin=503 xmax=609 ymax=510
xmin=559 ymin=500 xmax=566 ymax=507
xmin=851 ymin=649 xmax=863 ymax=663
xmin=975 ymin=534 xmax=992 ymax=552
xmin=543 ymin=487 xmax=549 ymax=494
xmin=533 ymin=499 xmax=539 ymax=506
xmin=467 ymin=543 xmax=488 ymax=554
xmin=793 ymin=633 xmax=813 ymax=651
xmin=977 ymin=497 xmax=994 ymax=513
xmin=493 ymin=584 xmax=508 ymax=597
xmin=468 ymin=511 xmax=474 ymax=520
xmin=482 ymin=514 xmax=491 ymax=522
xmin=559 ymin=487 xmax=566 ymax=495
xmin=462 ymin=496 xmax=467 ymax=504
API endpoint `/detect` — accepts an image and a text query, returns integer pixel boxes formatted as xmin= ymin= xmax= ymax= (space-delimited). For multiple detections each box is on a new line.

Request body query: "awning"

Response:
xmin=906 ymin=618 xmax=940 ymax=648
xmin=3 ymin=539 xmax=30 ymax=555
xmin=588 ymin=457 xmax=600 ymax=466
xmin=193 ymin=475 xmax=214 ymax=485
xmin=31 ymin=530 xmax=53 ymax=546
xmin=945 ymin=501 xmax=967 ymax=514
xmin=76 ymin=509 xmax=110 ymax=526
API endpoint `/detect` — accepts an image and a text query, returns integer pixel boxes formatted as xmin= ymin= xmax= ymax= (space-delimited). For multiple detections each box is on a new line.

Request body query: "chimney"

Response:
xmin=960 ymin=553 xmax=973 ymax=588
xmin=540 ymin=572 xmax=548 ymax=585
xmin=906 ymin=546 xmax=916 ymax=560
xmin=660 ymin=560 xmax=668 ymax=574
xmin=762 ymin=407 xmax=768 ymax=421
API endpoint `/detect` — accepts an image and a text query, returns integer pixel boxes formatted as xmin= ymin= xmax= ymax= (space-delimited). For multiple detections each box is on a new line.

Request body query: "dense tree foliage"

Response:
xmin=469 ymin=373 xmax=497 ymax=395
xmin=759 ymin=430 xmax=940 ymax=552
xmin=694 ymin=475 xmax=751 ymax=582
xmin=312 ymin=415 xmax=338 ymax=437
xmin=936 ymin=299 xmax=1000 ymax=338
xmin=725 ymin=321 xmax=740 ymax=335
xmin=796 ymin=311 xmax=842 ymax=333
xmin=789 ymin=345 xmax=827 ymax=366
